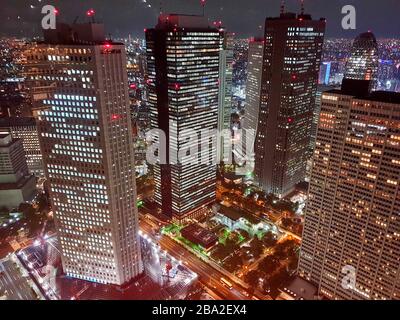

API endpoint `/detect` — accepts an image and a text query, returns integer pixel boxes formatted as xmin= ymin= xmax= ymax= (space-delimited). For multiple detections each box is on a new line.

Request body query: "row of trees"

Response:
xmin=244 ymin=239 xmax=299 ymax=297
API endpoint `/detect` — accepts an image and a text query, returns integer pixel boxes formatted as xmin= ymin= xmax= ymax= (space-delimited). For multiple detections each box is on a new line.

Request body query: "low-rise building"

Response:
xmin=0 ymin=117 xmax=43 ymax=177
xmin=0 ymin=134 xmax=36 ymax=209
xmin=278 ymin=277 xmax=318 ymax=300
xmin=180 ymin=224 xmax=218 ymax=251
xmin=213 ymin=204 xmax=278 ymax=237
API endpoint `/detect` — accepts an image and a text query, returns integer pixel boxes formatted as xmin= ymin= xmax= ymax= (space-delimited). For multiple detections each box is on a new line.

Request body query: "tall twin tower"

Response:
xmin=145 ymin=15 xmax=223 ymax=221
xmin=253 ymin=11 xmax=326 ymax=198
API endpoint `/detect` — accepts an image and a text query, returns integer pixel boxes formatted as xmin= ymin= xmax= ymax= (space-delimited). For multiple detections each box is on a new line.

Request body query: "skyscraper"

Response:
xmin=309 ymin=84 xmax=339 ymax=154
xmin=146 ymin=14 xmax=222 ymax=221
xmin=299 ymin=80 xmax=400 ymax=300
xmin=217 ymin=28 xmax=234 ymax=162
xmin=318 ymin=61 xmax=331 ymax=85
xmin=254 ymin=10 xmax=326 ymax=197
xmin=306 ymin=84 xmax=339 ymax=181
xmin=27 ymin=22 xmax=143 ymax=285
xmin=344 ymin=32 xmax=379 ymax=89
xmin=241 ymin=38 xmax=264 ymax=170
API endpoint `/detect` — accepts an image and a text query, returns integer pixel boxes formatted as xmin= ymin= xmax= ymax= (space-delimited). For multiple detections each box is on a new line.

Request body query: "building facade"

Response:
xmin=0 ymin=134 xmax=36 ymax=209
xmin=0 ymin=117 xmax=43 ymax=177
xmin=299 ymin=82 xmax=400 ymax=300
xmin=217 ymin=29 xmax=234 ymax=163
xmin=241 ymin=38 xmax=264 ymax=168
xmin=254 ymin=12 xmax=325 ymax=197
xmin=26 ymin=23 xmax=143 ymax=285
xmin=146 ymin=14 xmax=222 ymax=220
xmin=344 ymin=32 xmax=379 ymax=90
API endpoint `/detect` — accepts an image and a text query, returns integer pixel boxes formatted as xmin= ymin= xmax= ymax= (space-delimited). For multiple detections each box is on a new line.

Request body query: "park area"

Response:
xmin=161 ymin=211 xmax=299 ymax=298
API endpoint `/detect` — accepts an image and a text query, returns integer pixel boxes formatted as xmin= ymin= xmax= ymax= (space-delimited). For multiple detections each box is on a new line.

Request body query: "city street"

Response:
xmin=140 ymin=218 xmax=272 ymax=300
xmin=0 ymin=258 xmax=38 ymax=300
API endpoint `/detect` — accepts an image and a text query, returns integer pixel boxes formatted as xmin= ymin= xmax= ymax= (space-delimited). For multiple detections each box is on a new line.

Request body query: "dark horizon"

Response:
xmin=0 ymin=0 xmax=399 ymax=39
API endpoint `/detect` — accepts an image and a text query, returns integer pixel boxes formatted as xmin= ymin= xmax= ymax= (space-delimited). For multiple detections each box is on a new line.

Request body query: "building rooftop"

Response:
xmin=0 ymin=175 xmax=36 ymax=190
xmin=281 ymin=277 xmax=318 ymax=300
xmin=224 ymin=172 xmax=243 ymax=181
xmin=267 ymin=12 xmax=325 ymax=22
xmin=0 ymin=134 xmax=12 ymax=146
xmin=219 ymin=205 xmax=242 ymax=221
xmin=0 ymin=117 xmax=37 ymax=128
xmin=354 ymin=31 xmax=377 ymax=44
xmin=42 ymin=22 xmax=122 ymax=46
xmin=180 ymin=224 xmax=218 ymax=249
xmin=155 ymin=14 xmax=214 ymax=30
xmin=364 ymin=91 xmax=400 ymax=104
xmin=218 ymin=205 xmax=259 ymax=225
xmin=325 ymin=82 xmax=400 ymax=104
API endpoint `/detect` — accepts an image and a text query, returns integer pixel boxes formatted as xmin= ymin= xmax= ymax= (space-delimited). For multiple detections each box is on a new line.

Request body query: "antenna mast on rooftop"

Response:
xmin=200 ymin=0 xmax=206 ymax=16
xmin=280 ymin=0 xmax=285 ymax=15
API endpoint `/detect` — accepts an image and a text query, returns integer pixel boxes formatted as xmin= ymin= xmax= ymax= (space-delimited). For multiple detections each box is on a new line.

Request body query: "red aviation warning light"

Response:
xmin=54 ymin=8 xmax=59 ymax=15
xmin=86 ymin=9 xmax=95 ymax=17
xmin=200 ymin=0 xmax=206 ymax=16
xmin=102 ymin=42 xmax=113 ymax=54
xmin=111 ymin=114 xmax=122 ymax=121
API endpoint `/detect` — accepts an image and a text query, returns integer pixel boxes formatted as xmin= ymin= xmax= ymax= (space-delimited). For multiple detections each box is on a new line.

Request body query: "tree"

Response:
xmin=259 ymin=256 xmax=280 ymax=275
xmin=249 ymin=237 xmax=264 ymax=259
xmin=238 ymin=229 xmax=250 ymax=240
xmin=263 ymin=232 xmax=277 ymax=247
xmin=211 ymin=244 xmax=229 ymax=262
xmin=244 ymin=270 xmax=262 ymax=289
xmin=287 ymin=256 xmax=299 ymax=273
xmin=281 ymin=218 xmax=293 ymax=229
xmin=223 ymin=255 xmax=243 ymax=273
xmin=268 ymin=269 xmax=291 ymax=293
xmin=19 ymin=203 xmax=36 ymax=219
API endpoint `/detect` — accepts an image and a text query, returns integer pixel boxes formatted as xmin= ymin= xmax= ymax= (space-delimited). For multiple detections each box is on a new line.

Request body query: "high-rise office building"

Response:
xmin=26 ymin=22 xmax=143 ymax=285
xmin=309 ymin=84 xmax=339 ymax=154
xmin=146 ymin=14 xmax=222 ymax=220
xmin=344 ymin=32 xmax=379 ymax=89
xmin=241 ymin=38 xmax=264 ymax=169
xmin=299 ymin=80 xmax=400 ymax=300
xmin=217 ymin=29 xmax=234 ymax=162
xmin=0 ymin=117 xmax=43 ymax=177
xmin=318 ymin=61 xmax=331 ymax=85
xmin=306 ymin=84 xmax=339 ymax=181
xmin=254 ymin=11 xmax=325 ymax=197
xmin=0 ymin=133 xmax=36 ymax=209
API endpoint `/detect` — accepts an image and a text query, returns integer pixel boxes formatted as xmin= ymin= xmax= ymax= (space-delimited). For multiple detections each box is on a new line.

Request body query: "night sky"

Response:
xmin=0 ymin=0 xmax=399 ymax=38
